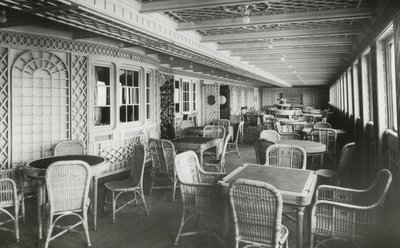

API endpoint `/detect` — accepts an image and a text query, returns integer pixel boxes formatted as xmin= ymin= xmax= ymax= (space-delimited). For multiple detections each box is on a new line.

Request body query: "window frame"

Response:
xmin=385 ymin=36 xmax=398 ymax=131
xmin=145 ymin=70 xmax=153 ymax=121
xmin=118 ymin=67 xmax=141 ymax=125
xmin=93 ymin=63 xmax=114 ymax=129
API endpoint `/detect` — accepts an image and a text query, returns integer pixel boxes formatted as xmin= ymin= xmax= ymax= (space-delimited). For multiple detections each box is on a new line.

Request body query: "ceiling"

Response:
xmin=0 ymin=0 xmax=385 ymax=87
xmin=139 ymin=0 xmax=380 ymax=86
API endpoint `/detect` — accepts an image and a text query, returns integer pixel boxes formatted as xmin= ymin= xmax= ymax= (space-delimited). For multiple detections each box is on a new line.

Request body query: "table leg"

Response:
xmin=37 ymin=181 xmax=44 ymax=239
xmin=92 ymin=177 xmax=98 ymax=231
xmin=199 ymin=150 xmax=203 ymax=167
xmin=297 ymin=206 xmax=305 ymax=248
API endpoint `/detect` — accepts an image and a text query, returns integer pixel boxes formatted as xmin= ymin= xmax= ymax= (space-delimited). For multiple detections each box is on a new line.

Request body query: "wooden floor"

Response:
xmin=0 ymin=131 xmax=305 ymax=248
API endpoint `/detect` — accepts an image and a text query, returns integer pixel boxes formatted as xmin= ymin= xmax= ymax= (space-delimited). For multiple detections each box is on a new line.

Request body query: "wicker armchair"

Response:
xmin=204 ymin=134 xmax=232 ymax=172
xmin=53 ymin=140 xmax=85 ymax=156
xmin=260 ymin=130 xmax=280 ymax=141
xmin=104 ymin=144 xmax=149 ymax=223
xmin=174 ymin=151 xmax=226 ymax=245
xmin=148 ymin=138 xmax=177 ymax=201
xmin=311 ymin=128 xmax=337 ymax=168
xmin=254 ymin=138 xmax=277 ymax=165
xmin=313 ymin=122 xmax=332 ymax=129
xmin=266 ymin=144 xmax=307 ymax=169
xmin=0 ymin=177 xmax=20 ymax=242
xmin=0 ymin=168 xmax=25 ymax=222
xmin=203 ymin=125 xmax=225 ymax=158
xmin=274 ymin=121 xmax=301 ymax=140
xmin=44 ymin=160 xmax=92 ymax=248
xmin=310 ymin=169 xmax=392 ymax=248
xmin=316 ymin=142 xmax=355 ymax=185
xmin=229 ymin=178 xmax=289 ymax=248
xmin=227 ymin=121 xmax=244 ymax=157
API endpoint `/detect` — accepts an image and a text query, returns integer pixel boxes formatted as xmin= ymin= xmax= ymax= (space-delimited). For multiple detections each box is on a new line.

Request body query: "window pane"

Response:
xmin=94 ymin=66 xmax=111 ymax=126
xmin=119 ymin=68 xmax=140 ymax=123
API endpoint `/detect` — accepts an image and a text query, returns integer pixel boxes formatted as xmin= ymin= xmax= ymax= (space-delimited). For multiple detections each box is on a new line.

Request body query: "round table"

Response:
xmin=276 ymin=140 xmax=326 ymax=155
xmin=279 ymin=119 xmax=307 ymax=126
xmin=25 ymin=155 xmax=109 ymax=238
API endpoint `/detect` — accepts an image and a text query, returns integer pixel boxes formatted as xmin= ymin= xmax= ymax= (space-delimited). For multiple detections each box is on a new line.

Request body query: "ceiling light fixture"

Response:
xmin=223 ymin=2 xmax=270 ymax=25
xmin=0 ymin=10 xmax=7 ymax=24
xmin=280 ymin=54 xmax=285 ymax=61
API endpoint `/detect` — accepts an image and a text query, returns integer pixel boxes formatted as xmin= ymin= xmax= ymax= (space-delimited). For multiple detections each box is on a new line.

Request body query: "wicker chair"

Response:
xmin=174 ymin=151 xmax=226 ymax=245
xmin=204 ymin=134 xmax=232 ymax=172
xmin=266 ymin=144 xmax=307 ymax=169
xmin=254 ymin=139 xmax=277 ymax=165
xmin=260 ymin=130 xmax=281 ymax=141
xmin=104 ymin=144 xmax=149 ymax=223
xmin=227 ymin=121 xmax=244 ymax=157
xmin=44 ymin=160 xmax=92 ymax=248
xmin=229 ymin=178 xmax=289 ymax=248
xmin=0 ymin=177 xmax=20 ymax=242
xmin=211 ymin=119 xmax=230 ymax=130
xmin=0 ymin=169 xmax=25 ymax=222
xmin=53 ymin=140 xmax=85 ymax=156
xmin=148 ymin=138 xmax=177 ymax=201
xmin=311 ymin=128 xmax=337 ymax=168
xmin=180 ymin=120 xmax=194 ymax=137
xmin=230 ymin=115 xmax=244 ymax=123
xmin=203 ymin=125 xmax=225 ymax=158
xmin=263 ymin=117 xmax=276 ymax=130
xmin=316 ymin=142 xmax=355 ymax=184
xmin=310 ymin=169 xmax=392 ymax=248
xmin=313 ymin=122 xmax=332 ymax=129
xmin=274 ymin=121 xmax=301 ymax=140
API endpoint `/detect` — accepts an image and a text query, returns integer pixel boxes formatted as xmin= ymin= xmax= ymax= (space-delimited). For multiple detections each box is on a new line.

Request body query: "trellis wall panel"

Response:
xmin=71 ymin=54 xmax=88 ymax=147
xmin=0 ymin=48 xmax=9 ymax=169
xmin=203 ymin=83 xmax=219 ymax=124
xmin=11 ymin=50 xmax=70 ymax=164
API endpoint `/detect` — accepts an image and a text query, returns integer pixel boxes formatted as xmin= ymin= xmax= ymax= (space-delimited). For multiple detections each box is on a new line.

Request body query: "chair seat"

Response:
xmin=105 ymin=180 xmax=138 ymax=191
xmin=316 ymin=169 xmax=336 ymax=178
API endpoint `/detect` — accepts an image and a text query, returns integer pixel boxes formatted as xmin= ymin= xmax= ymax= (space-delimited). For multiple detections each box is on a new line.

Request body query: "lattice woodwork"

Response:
xmin=0 ymin=31 xmax=158 ymax=67
xmin=89 ymin=134 xmax=144 ymax=177
xmin=0 ymin=48 xmax=9 ymax=169
xmin=11 ymin=50 xmax=70 ymax=164
xmin=71 ymin=54 xmax=88 ymax=147
xmin=203 ymin=83 xmax=219 ymax=123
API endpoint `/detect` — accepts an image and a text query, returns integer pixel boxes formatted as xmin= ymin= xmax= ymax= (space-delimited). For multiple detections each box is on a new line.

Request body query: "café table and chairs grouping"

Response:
xmin=0 ymin=114 xmax=393 ymax=248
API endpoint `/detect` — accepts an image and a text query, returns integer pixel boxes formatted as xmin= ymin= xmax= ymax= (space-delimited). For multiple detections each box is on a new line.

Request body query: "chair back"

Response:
xmin=174 ymin=151 xmax=202 ymax=184
xmin=230 ymin=115 xmax=244 ymax=122
xmin=129 ymin=144 xmax=147 ymax=187
xmin=311 ymin=128 xmax=337 ymax=156
xmin=219 ymin=134 xmax=232 ymax=163
xmin=148 ymin=138 xmax=175 ymax=176
xmin=260 ymin=130 xmax=280 ymax=141
xmin=336 ymin=142 xmax=356 ymax=185
xmin=0 ymin=169 xmax=23 ymax=192
xmin=368 ymin=169 xmax=392 ymax=207
xmin=232 ymin=121 xmax=244 ymax=143
xmin=211 ymin=119 xmax=230 ymax=128
xmin=304 ymin=115 xmax=315 ymax=125
xmin=313 ymin=122 xmax=331 ymax=129
xmin=266 ymin=144 xmax=307 ymax=169
xmin=203 ymin=125 xmax=225 ymax=139
xmin=229 ymin=178 xmax=284 ymax=247
xmin=148 ymin=129 xmax=160 ymax=139
xmin=321 ymin=117 xmax=327 ymax=123
xmin=53 ymin=140 xmax=85 ymax=156
xmin=254 ymin=139 xmax=276 ymax=165
xmin=0 ymin=178 xmax=17 ymax=208
xmin=46 ymin=160 xmax=91 ymax=213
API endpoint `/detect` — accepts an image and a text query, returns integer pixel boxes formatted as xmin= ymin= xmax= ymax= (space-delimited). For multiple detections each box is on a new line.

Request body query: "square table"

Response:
xmin=172 ymin=137 xmax=218 ymax=166
xmin=219 ymin=164 xmax=318 ymax=248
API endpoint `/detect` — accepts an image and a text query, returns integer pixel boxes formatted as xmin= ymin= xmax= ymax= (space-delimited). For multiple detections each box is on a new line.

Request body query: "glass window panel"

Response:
xmin=94 ymin=66 xmax=111 ymax=126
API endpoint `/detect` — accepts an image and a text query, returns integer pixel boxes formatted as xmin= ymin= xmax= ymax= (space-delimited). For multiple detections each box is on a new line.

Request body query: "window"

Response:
xmin=174 ymin=80 xmax=180 ymax=113
xmin=182 ymin=80 xmax=190 ymax=112
xmin=361 ymin=52 xmax=372 ymax=121
xmin=119 ymin=68 xmax=139 ymax=123
xmin=386 ymin=37 xmax=397 ymax=131
xmin=192 ymin=82 xmax=196 ymax=111
xmin=145 ymin=71 xmax=151 ymax=120
xmin=94 ymin=66 xmax=111 ymax=126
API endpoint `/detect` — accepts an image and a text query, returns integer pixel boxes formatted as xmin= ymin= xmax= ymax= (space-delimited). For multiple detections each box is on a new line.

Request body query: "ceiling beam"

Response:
xmin=201 ymin=26 xmax=364 ymax=42
xmin=178 ymin=7 xmax=375 ymax=31
xmin=140 ymin=0 xmax=284 ymax=13
xmin=232 ymin=47 xmax=352 ymax=56
xmin=217 ymin=37 xmax=357 ymax=51
xmin=250 ymin=59 xmax=345 ymax=65
xmin=240 ymin=53 xmax=348 ymax=61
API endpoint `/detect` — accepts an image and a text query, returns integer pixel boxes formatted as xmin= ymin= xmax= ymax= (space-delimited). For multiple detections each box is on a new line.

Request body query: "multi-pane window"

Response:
xmin=386 ymin=38 xmax=397 ymax=131
xmin=146 ymin=71 xmax=151 ymax=120
xmin=361 ymin=53 xmax=372 ymax=121
xmin=182 ymin=81 xmax=190 ymax=112
xmin=174 ymin=80 xmax=180 ymax=113
xmin=192 ymin=83 xmax=196 ymax=111
xmin=94 ymin=66 xmax=111 ymax=126
xmin=119 ymin=69 xmax=139 ymax=123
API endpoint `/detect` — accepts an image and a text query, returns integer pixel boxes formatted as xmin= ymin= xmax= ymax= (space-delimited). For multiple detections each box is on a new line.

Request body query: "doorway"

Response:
xmin=220 ymin=85 xmax=230 ymax=120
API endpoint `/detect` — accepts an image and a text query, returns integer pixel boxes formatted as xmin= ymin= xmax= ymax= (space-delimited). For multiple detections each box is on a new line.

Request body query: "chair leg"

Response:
xmin=172 ymin=178 xmax=177 ymax=202
xmin=111 ymin=191 xmax=116 ymax=224
xmin=138 ymin=190 xmax=150 ymax=215
xmin=174 ymin=210 xmax=186 ymax=245
xmin=236 ymin=144 xmax=241 ymax=158
xmin=149 ymin=173 xmax=155 ymax=196
xmin=82 ymin=211 xmax=91 ymax=247
xmin=14 ymin=204 xmax=19 ymax=242
xmin=21 ymin=196 xmax=25 ymax=223
xmin=44 ymin=215 xmax=54 ymax=248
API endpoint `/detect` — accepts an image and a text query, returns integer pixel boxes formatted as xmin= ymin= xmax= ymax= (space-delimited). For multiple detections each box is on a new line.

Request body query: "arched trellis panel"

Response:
xmin=11 ymin=51 xmax=70 ymax=164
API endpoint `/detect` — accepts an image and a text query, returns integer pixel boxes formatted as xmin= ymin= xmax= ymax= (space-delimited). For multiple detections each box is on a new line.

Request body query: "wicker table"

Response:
xmin=276 ymin=140 xmax=326 ymax=155
xmin=25 ymin=155 xmax=109 ymax=239
xmin=172 ymin=137 xmax=218 ymax=166
xmin=219 ymin=164 xmax=318 ymax=248
xmin=301 ymin=127 xmax=347 ymax=137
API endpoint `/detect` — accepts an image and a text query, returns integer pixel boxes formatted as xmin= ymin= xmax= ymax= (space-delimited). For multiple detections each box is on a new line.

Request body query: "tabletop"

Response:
xmin=276 ymin=140 xmax=326 ymax=154
xmin=219 ymin=164 xmax=317 ymax=206
xmin=279 ymin=119 xmax=307 ymax=125
xmin=172 ymin=137 xmax=218 ymax=150
xmin=301 ymin=127 xmax=347 ymax=135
